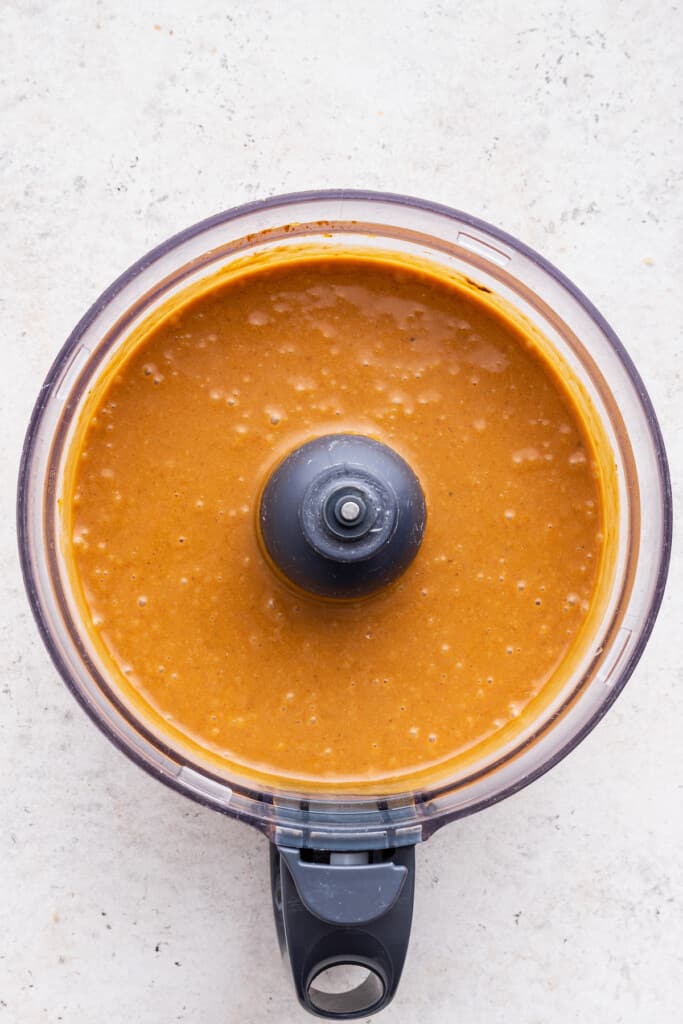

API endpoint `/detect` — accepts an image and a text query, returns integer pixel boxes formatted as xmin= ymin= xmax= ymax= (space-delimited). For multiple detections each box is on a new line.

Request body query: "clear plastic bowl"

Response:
xmin=17 ymin=190 xmax=672 ymax=851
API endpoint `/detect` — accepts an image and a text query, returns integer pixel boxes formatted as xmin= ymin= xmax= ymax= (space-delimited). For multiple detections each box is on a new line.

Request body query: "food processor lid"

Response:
xmin=17 ymin=190 xmax=672 ymax=848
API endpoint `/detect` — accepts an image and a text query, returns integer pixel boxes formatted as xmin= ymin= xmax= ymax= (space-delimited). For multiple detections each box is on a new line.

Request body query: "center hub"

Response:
xmin=258 ymin=434 xmax=427 ymax=599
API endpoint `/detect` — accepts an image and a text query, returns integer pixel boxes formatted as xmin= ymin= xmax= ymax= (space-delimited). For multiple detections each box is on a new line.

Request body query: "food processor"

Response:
xmin=17 ymin=191 xmax=671 ymax=1019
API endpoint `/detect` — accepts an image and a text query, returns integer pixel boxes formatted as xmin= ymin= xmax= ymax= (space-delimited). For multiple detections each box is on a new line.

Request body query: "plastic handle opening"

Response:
xmin=270 ymin=843 xmax=416 ymax=1019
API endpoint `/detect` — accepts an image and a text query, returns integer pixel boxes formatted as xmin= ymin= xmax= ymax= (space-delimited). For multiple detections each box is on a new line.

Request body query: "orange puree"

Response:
xmin=66 ymin=254 xmax=607 ymax=791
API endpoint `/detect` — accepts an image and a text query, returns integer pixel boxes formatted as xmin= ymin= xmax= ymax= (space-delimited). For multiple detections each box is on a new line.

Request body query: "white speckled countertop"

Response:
xmin=2 ymin=2 xmax=681 ymax=1021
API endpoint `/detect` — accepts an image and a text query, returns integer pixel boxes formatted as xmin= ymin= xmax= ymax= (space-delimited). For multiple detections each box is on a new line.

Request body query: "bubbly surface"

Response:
xmin=68 ymin=256 xmax=604 ymax=788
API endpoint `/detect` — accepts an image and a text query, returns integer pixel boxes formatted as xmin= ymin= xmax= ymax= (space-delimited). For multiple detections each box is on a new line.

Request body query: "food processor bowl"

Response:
xmin=18 ymin=191 xmax=671 ymax=1018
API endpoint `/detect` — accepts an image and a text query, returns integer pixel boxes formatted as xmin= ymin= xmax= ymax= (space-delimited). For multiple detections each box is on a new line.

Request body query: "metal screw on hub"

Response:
xmin=338 ymin=499 xmax=362 ymax=524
